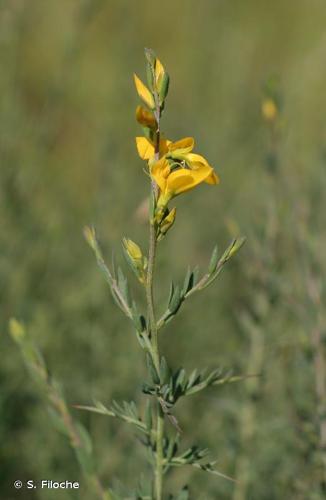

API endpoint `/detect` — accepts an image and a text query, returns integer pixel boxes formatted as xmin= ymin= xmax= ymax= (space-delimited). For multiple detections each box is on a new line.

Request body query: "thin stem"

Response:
xmin=145 ymin=84 xmax=164 ymax=500
xmin=146 ymin=222 xmax=158 ymax=361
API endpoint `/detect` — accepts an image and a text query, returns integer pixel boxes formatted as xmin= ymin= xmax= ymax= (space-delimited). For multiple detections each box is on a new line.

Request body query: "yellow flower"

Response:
xmin=165 ymin=137 xmax=219 ymax=185
xmin=134 ymin=74 xmax=155 ymax=109
xmin=151 ymin=137 xmax=219 ymax=196
xmin=262 ymin=98 xmax=278 ymax=121
xmin=136 ymin=135 xmax=219 ymax=202
xmin=136 ymin=105 xmax=156 ymax=129
xmin=152 ymin=155 xmax=219 ymax=208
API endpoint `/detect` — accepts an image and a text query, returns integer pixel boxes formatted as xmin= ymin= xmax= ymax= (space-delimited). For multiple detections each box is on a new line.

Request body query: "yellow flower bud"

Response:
xmin=123 ymin=238 xmax=143 ymax=262
xmin=158 ymin=207 xmax=177 ymax=240
xmin=262 ymin=98 xmax=278 ymax=121
xmin=136 ymin=105 xmax=156 ymax=129
xmin=123 ymin=238 xmax=147 ymax=284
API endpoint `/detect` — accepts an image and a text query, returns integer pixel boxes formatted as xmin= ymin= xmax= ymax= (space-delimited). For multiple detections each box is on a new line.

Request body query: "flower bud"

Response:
xmin=123 ymin=238 xmax=147 ymax=284
xmin=158 ymin=207 xmax=176 ymax=240
xmin=123 ymin=238 xmax=143 ymax=263
xmin=135 ymin=105 xmax=156 ymax=129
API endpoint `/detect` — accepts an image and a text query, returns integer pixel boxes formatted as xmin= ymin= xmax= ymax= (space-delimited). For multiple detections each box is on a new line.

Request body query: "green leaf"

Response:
xmin=160 ymin=356 xmax=170 ymax=384
xmin=182 ymin=267 xmax=193 ymax=296
xmin=208 ymin=244 xmax=218 ymax=274
xmin=159 ymin=72 xmax=170 ymax=103
xmin=131 ymin=301 xmax=147 ymax=334
xmin=166 ymin=433 xmax=180 ymax=463
xmin=175 ymin=368 xmax=186 ymax=391
xmin=169 ymin=285 xmax=181 ymax=314
xmin=192 ymin=266 xmax=200 ymax=287
xmin=75 ymin=422 xmax=93 ymax=454
xmin=117 ymin=267 xmax=131 ymax=307
xmin=74 ymin=422 xmax=94 ymax=474
xmin=146 ymin=353 xmax=160 ymax=385
xmin=167 ymin=281 xmax=175 ymax=307
xmin=75 ymin=400 xmax=148 ymax=435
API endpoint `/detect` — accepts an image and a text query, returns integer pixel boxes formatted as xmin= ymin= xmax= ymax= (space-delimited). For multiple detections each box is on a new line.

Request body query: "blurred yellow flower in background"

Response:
xmin=262 ymin=98 xmax=278 ymax=121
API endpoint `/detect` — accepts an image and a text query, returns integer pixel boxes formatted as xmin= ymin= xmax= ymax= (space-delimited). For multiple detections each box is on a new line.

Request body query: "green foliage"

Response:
xmin=9 ymin=320 xmax=108 ymax=499
xmin=158 ymin=238 xmax=244 ymax=329
xmin=76 ymin=400 xmax=148 ymax=436
xmin=143 ymin=364 xmax=252 ymax=408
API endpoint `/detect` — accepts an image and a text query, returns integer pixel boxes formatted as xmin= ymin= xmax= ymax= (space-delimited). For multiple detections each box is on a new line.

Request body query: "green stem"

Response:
xmin=146 ymin=210 xmax=164 ymax=500
xmin=145 ymin=82 xmax=164 ymax=499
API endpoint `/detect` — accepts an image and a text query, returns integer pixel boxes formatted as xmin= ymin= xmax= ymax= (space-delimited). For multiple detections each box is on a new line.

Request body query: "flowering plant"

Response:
xmin=11 ymin=49 xmax=245 ymax=500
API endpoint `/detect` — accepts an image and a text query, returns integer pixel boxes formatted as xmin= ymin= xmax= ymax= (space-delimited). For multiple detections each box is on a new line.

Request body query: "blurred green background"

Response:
xmin=1 ymin=0 xmax=326 ymax=498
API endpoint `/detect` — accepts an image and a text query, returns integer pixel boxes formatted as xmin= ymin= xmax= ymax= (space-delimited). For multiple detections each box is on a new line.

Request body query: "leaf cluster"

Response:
xmin=158 ymin=238 xmax=245 ymax=329
xmin=143 ymin=358 xmax=250 ymax=410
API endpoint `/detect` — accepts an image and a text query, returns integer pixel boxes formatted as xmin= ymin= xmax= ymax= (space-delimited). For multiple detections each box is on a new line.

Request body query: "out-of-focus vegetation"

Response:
xmin=1 ymin=0 xmax=326 ymax=498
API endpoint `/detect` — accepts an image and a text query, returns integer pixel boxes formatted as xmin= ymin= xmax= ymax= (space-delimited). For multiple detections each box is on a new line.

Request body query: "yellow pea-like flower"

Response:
xmin=166 ymin=138 xmax=219 ymax=185
xmin=151 ymin=156 xmax=219 ymax=208
xmin=136 ymin=135 xmax=219 ymax=199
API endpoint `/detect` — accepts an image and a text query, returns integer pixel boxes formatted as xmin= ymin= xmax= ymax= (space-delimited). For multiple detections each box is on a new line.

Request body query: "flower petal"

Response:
xmin=167 ymin=163 xmax=213 ymax=196
xmin=167 ymin=170 xmax=196 ymax=195
xmin=151 ymin=158 xmax=169 ymax=191
xmin=169 ymin=137 xmax=194 ymax=154
xmin=136 ymin=137 xmax=155 ymax=160
xmin=186 ymin=153 xmax=209 ymax=167
xmin=159 ymin=138 xmax=170 ymax=156
xmin=134 ymin=74 xmax=155 ymax=109
xmin=205 ymin=171 xmax=220 ymax=185
xmin=155 ymin=58 xmax=165 ymax=86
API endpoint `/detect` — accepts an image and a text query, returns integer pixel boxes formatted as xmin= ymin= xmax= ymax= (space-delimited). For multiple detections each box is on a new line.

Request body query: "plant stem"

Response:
xmin=146 ymin=209 xmax=164 ymax=500
xmin=145 ymin=88 xmax=164 ymax=499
